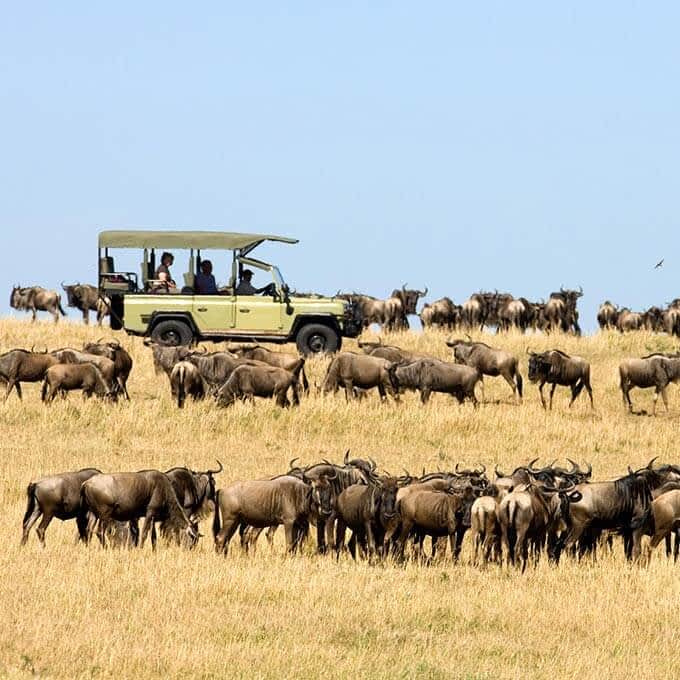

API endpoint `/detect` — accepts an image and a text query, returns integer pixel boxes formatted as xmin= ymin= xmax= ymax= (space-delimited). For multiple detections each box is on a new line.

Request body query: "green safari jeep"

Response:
xmin=97 ymin=230 xmax=362 ymax=354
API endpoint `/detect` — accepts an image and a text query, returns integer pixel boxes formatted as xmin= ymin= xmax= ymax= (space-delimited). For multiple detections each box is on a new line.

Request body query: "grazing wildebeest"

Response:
xmin=170 ymin=361 xmax=206 ymax=408
xmin=527 ymin=349 xmax=593 ymax=410
xmin=322 ymin=352 xmax=399 ymax=401
xmin=393 ymin=359 xmax=481 ymax=406
xmin=10 ymin=285 xmax=66 ymax=323
xmin=165 ymin=461 xmax=223 ymax=521
xmin=21 ymin=468 xmax=102 ymax=546
xmin=228 ymin=344 xmax=309 ymax=391
xmin=553 ymin=459 xmax=667 ymax=561
xmin=619 ymin=353 xmax=680 ymax=414
xmin=216 ymin=363 xmax=302 ymax=407
xmin=334 ymin=477 xmax=400 ymax=559
xmin=143 ymin=339 xmax=192 ymax=377
xmin=0 ymin=349 xmax=60 ymax=400
xmin=447 ymin=338 xmax=522 ymax=402
xmin=81 ymin=470 xmax=199 ymax=549
xmin=50 ymin=349 xmax=117 ymax=394
xmin=358 ymin=340 xmax=432 ymax=365
xmin=213 ymin=476 xmax=333 ymax=555
xmin=82 ymin=340 xmax=133 ymax=399
xmin=498 ymin=482 xmax=582 ymax=570
xmin=41 ymin=363 xmax=113 ymax=402
xmin=397 ymin=485 xmax=477 ymax=561
xmin=184 ymin=350 xmax=262 ymax=392
xmin=597 ymin=301 xmax=619 ymax=330
xmin=61 ymin=283 xmax=110 ymax=325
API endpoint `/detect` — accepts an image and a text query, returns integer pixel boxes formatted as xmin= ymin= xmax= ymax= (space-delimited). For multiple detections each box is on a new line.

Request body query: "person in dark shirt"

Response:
xmin=235 ymin=269 xmax=263 ymax=295
xmin=195 ymin=260 xmax=218 ymax=294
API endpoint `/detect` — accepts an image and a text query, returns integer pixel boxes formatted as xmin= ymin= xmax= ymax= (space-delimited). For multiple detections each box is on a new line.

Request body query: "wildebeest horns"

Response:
xmin=205 ymin=460 xmax=223 ymax=475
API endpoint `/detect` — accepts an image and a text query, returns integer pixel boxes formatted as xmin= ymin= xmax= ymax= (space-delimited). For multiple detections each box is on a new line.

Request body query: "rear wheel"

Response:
xmin=150 ymin=319 xmax=194 ymax=346
xmin=295 ymin=324 xmax=340 ymax=355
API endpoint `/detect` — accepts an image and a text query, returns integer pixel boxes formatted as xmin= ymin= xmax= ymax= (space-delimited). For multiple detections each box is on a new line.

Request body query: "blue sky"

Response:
xmin=1 ymin=3 xmax=678 ymax=329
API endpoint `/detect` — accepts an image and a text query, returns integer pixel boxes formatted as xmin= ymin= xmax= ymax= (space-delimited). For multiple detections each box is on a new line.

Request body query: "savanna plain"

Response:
xmin=1 ymin=318 xmax=679 ymax=679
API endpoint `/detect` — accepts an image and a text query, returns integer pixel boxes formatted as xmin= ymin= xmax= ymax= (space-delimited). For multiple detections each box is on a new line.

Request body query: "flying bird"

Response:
xmin=654 ymin=259 xmax=664 ymax=269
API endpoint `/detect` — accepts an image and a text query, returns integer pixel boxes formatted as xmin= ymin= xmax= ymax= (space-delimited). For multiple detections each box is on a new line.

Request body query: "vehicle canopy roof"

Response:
xmin=98 ymin=230 xmax=298 ymax=251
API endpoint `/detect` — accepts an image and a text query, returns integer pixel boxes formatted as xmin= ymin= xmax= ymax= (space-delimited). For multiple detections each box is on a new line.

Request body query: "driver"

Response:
xmin=235 ymin=269 xmax=267 ymax=295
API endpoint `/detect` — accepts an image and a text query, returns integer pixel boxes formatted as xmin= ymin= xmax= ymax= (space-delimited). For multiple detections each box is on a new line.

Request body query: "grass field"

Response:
xmin=1 ymin=318 xmax=680 ymax=679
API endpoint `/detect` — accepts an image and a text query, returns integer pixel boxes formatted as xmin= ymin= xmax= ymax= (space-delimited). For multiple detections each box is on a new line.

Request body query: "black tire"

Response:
xmin=150 ymin=319 xmax=194 ymax=346
xmin=296 ymin=324 xmax=340 ymax=355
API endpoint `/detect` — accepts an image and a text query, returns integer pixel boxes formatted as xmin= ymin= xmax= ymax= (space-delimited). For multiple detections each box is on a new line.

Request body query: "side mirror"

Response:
xmin=282 ymin=284 xmax=294 ymax=315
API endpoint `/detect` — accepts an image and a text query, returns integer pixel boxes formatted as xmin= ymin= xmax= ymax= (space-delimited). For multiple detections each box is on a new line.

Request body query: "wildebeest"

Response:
xmin=170 ymin=361 xmax=206 ymax=408
xmin=389 ymin=285 xmax=428 ymax=329
xmin=228 ymin=344 xmax=309 ymax=391
xmin=213 ymin=476 xmax=334 ymax=555
xmin=61 ymin=283 xmax=110 ymax=325
xmin=632 ymin=488 xmax=680 ymax=563
xmin=663 ymin=306 xmax=680 ymax=337
xmin=643 ymin=306 xmax=664 ymax=332
xmin=143 ymin=339 xmax=192 ymax=377
xmin=21 ymin=468 xmax=102 ymax=546
xmin=41 ymin=363 xmax=113 ymax=403
xmin=527 ymin=349 xmax=593 ymax=410
xmin=50 ymin=349 xmax=117 ymax=395
xmin=553 ymin=460 xmax=667 ymax=561
xmin=0 ymin=348 xmax=60 ymax=400
xmin=461 ymin=293 xmax=491 ymax=331
xmin=616 ymin=308 xmax=644 ymax=333
xmin=334 ymin=477 xmax=400 ymax=559
xmin=498 ymin=482 xmax=582 ymax=570
xmin=322 ymin=352 xmax=399 ymax=401
xmin=619 ymin=353 xmax=680 ymax=414
xmin=393 ymin=359 xmax=481 ymax=406
xmin=543 ymin=287 xmax=582 ymax=334
xmin=358 ymin=340 xmax=432 ymax=365
xmin=397 ymin=485 xmax=477 ymax=561
xmin=82 ymin=340 xmax=133 ymax=399
xmin=10 ymin=285 xmax=66 ymax=323
xmin=81 ymin=470 xmax=199 ymax=549
xmin=216 ymin=363 xmax=302 ymax=407
xmin=165 ymin=461 xmax=223 ymax=521
xmin=419 ymin=297 xmax=458 ymax=330
xmin=447 ymin=338 xmax=522 ymax=402
xmin=597 ymin=301 xmax=619 ymax=331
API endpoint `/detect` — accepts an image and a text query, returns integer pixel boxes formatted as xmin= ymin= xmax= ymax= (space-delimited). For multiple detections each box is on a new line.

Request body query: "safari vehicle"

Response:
xmin=98 ymin=230 xmax=361 ymax=353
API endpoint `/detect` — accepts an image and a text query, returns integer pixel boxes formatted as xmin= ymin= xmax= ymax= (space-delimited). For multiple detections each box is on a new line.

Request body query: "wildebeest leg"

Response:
xmin=665 ymin=533 xmax=672 ymax=557
xmin=334 ymin=518 xmax=347 ymax=557
xmin=266 ymin=525 xmax=277 ymax=550
xmin=569 ymin=381 xmax=584 ymax=408
xmin=420 ymin=388 xmax=431 ymax=404
xmin=316 ymin=519 xmax=327 ymax=554
xmin=31 ymin=308 xmax=37 ymax=322
xmin=76 ymin=512 xmax=90 ymax=544
xmin=283 ymin=522 xmax=296 ymax=553
xmin=21 ymin=506 xmax=42 ymax=546
xmin=140 ymin=513 xmax=155 ymax=549
xmin=538 ymin=381 xmax=547 ymax=409
xmin=342 ymin=379 xmax=354 ymax=401
xmin=502 ymin=372 xmax=517 ymax=401
xmin=549 ymin=383 xmax=558 ymax=410
xmin=365 ymin=521 xmax=376 ymax=557
xmin=215 ymin=519 xmax=239 ymax=555
xmin=674 ymin=528 xmax=680 ymax=562
xmin=660 ymin=386 xmax=669 ymax=413
xmin=377 ymin=383 xmax=387 ymax=401
xmin=454 ymin=525 xmax=467 ymax=561
xmin=622 ymin=383 xmax=633 ymax=412
xmin=34 ymin=512 xmax=55 ymax=547
xmin=82 ymin=309 xmax=89 ymax=325
xmin=128 ymin=520 xmax=139 ymax=547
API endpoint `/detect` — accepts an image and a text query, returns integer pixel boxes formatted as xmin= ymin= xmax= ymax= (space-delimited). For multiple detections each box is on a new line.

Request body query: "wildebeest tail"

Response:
xmin=22 ymin=483 xmax=38 ymax=528
xmin=300 ymin=364 xmax=310 ymax=392
xmin=292 ymin=358 xmax=305 ymax=381
xmin=40 ymin=377 xmax=49 ymax=402
xmin=516 ymin=371 xmax=523 ymax=399
xmin=506 ymin=500 xmax=518 ymax=557
xmin=177 ymin=364 xmax=186 ymax=408
xmin=212 ymin=489 xmax=221 ymax=539
xmin=57 ymin=294 xmax=67 ymax=316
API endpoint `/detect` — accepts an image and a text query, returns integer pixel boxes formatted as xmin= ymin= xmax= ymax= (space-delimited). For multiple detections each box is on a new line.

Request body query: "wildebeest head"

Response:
xmin=376 ymin=476 xmax=399 ymax=519
xmin=527 ymin=351 xmax=552 ymax=383
xmin=392 ymin=284 xmax=428 ymax=315
xmin=305 ymin=472 xmax=336 ymax=516
xmin=446 ymin=338 xmax=473 ymax=364
xmin=10 ymin=286 xmax=29 ymax=310
xmin=61 ymin=283 xmax=81 ymax=308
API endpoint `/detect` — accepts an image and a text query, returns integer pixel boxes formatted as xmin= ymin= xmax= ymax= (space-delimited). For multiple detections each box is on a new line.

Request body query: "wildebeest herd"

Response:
xmin=3 ymin=337 xmax=680 ymax=415
xmin=597 ymin=299 xmax=680 ymax=336
xmin=20 ymin=453 xmax=680 ymax=569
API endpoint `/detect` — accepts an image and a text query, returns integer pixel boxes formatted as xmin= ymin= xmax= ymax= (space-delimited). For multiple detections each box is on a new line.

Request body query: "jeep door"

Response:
xmin=234 ymin=294 xmax=285 ymax=334
xmin=192 ymin=295 xmax=235 ymax=332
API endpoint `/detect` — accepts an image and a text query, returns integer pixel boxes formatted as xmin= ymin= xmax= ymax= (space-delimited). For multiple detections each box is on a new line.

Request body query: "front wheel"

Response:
xmin=150 ymin=319 xmax=194 ymax=346
xmin=295 ymin=324 xmax=340 ymax=355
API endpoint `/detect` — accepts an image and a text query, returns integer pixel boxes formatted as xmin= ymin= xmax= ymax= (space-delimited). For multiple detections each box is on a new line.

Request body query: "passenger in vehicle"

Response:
xmin=195 ymin=260 xmax=218 ymax=294
xmin=155 ymin=252 xmax=176 ymax=291
xmin=235 ymin=269 xmax=264 ymax=295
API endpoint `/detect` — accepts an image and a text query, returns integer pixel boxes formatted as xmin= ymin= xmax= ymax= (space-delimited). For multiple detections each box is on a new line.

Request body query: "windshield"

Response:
xmin=272 ymin=266 xmax=286 ymax=289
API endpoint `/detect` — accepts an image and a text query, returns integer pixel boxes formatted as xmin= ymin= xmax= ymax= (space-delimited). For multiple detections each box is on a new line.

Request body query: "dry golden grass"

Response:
xmin=1 ymin=318 xmax=680 ymax=679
